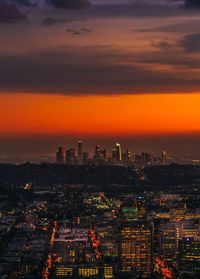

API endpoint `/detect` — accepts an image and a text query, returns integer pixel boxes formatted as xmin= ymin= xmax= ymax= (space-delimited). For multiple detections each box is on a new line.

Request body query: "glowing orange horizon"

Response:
xmin=1 ymin=93 xmax=200 ymax=136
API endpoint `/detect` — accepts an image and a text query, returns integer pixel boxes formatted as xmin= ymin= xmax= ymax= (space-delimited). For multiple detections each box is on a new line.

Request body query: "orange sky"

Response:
xmin=1 ymin=93 xmax=200 ymax=136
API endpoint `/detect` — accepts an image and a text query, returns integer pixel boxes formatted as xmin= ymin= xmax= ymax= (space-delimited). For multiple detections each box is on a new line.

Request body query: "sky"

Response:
xmin=1 ymin=0 xmax=200 ymax=157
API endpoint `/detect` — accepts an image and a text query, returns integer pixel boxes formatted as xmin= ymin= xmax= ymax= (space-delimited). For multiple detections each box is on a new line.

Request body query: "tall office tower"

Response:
xmin=101 ymin=149 xmax=107 ymax=161
xmin=94 ymin=145 xmax=101 ymax=161
xmin=136 ymin=196 xmax=147 ymax=219
xmin=66 ymin=148 xmax=76 ymax=164
xmin=78 ymin=140 xmax=83 ymax=164
xmin=161 ymin=150 xmax=167 ymax=165
xmin=115 ymin=143 xmax=122 ymax=162
xmin=119 ymin=221 xmax=153 ymax=278
xmin=56 ymin=146 xmax=64 ymax=164
xmin=83 ymin=152 xmax=89 ymax=164
xmin=141 ymin=152 xmax=151 ymax=168
xmin=161 ymin=221 xmax=199 ymax=259
xmin=178 ymin=237 xmax=200 ymax=278
xmin=112 ymin=148 xmax=116 ymax=161
xmin=126 ymin=149 xmax=132 ymax=162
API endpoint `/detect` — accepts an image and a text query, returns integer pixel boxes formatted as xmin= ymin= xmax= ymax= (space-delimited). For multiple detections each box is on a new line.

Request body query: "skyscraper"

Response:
xmin=161 ymin=150 xmax=167 ymax=165
xmin=56 ymin=146 xmax=64 ymax=164
xmin=178 ymin=237 xmax=200 ymax=278
xmin=78 ymin=141 xmax=83 ymax=164
xmin=115 ymin=143 xmax=122 ymax=162
xmin=66 ymin=148 xmax=76 ymax=164
xmin=94 ymin=145 xmax=106 ymax=162
xmin=125 ymin=148 xmax=132 ymax=162
xmin=94 ymin=145 xmax=101 ymax=161
xmin=119 ymin=221 xmax=153 ymax=277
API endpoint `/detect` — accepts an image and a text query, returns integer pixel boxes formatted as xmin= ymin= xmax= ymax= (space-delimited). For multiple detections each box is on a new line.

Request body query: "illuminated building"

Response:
xmin=136 ymin=196 xmax=147 ymax=219
xmin=121 ymin=200 xmax=138 ymax=221
xmin=125 ymin=148 xmax=132 ymax=162
xmin=161 ymin=150 xmax=167 ymax=165
xmin=54 ymin=263 xmax=114 ymax=278
xmin=170 ymin=203 xmax=187 ymax=222
xmin=54 ymin=226 xmax=89 ymax=264
xmin=178 ymin=237 xmax=200 ymax=277
xmin=161 ymin=221 xmax=199 ymax=259
xmin=78 ymin=141 xmax=83 ymax=164
xmin=56 ymin=146 xmax=64 ymax=164
xmin=115 ymin=143 xmax=122 ymax=162
xmin=66 ymin=148 xmax=76 ymax=164
xmin=96 ymin=224 xmax=118 ymax=257
xmin=119 ymin=221 xmax=153 ymax=277
xmin=121 ymin=207 xmax=138 ymax=221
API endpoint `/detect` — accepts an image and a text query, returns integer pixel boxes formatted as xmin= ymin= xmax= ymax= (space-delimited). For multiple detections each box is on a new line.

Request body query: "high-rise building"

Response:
xmin=141 ymin=152 xmax=151 ymax=168
xmin=119 ymin=221 xmax=153 ymax=277
xmin=115 ymin=143 xmax=122 ymax=162
xmin=78 ymin=141 xmax=83 ymax=164
xmin=83 ymin=152 xmax=89 ymax=164
xmin=136 ymin=196 xmax=147 ymax=219
xmin=101 ymin=149 xmax=106 ymax=161
xmin=161 ymin=150 xmax=167 ymax=165
xmin=94 ymin=145 xmax=106 ymax=162
xmin=112 ymin=148 xmax=116 ymax=162
xmin=56 ymin=146 xmax=64 ymax=164
xmin=94 ymin=145 xmax=101 ymax=161
xmin=178 ymin=236 xmax=200 ymax=278
xmin=125 ymin=149 xmax=132 ymax=162
xmin=161 ymin=221 xmax=199 ymax=259
xmin=66 ymin=148 xmax=76 ymax=164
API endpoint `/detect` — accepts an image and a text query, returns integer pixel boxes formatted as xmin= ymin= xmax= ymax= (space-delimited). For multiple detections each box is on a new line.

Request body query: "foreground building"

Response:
xmin=119 ymin=221 xmax=153 ymax=277
xmin=178 ymin=236 xmax=200 ymax=278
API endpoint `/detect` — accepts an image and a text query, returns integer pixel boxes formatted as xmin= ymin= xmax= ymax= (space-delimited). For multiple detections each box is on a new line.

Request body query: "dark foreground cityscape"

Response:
xmin=0 ymin=142 xmax=199 ymax=279
xmin=1 ymin=0 xmax=200 ymax=279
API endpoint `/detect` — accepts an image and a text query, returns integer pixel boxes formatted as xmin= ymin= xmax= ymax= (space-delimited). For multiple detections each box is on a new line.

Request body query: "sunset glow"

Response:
xmin=1 ymin=93 xmax=200 ymax=136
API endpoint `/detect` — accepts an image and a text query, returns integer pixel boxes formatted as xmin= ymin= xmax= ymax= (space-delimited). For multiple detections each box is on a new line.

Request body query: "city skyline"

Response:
xmin=1 ymin=0 xmax=200 ymax=157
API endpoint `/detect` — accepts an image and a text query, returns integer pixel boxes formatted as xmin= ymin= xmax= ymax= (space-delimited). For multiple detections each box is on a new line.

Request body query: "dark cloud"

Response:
xmin=0 ymin=0 xmax=27 ymax=23
xmin=10 ymin=0 xmax=36 ymax=6
xmin=152 ymin=40 xmax=172 ymax=49
xmin=66 ymin=27 xmax=92 ymax=35
xmin=180 ymin=33 xmax=200 ymax=52
xmin=184 ymin=0 xmax=200 ymax=8
xmin=42 ymin=17 xmax=68 ymax=25
xmin=0 ymin=46 xmax=200 ymax=95
xmin=49 ymin=0 xmax=91 ymax=9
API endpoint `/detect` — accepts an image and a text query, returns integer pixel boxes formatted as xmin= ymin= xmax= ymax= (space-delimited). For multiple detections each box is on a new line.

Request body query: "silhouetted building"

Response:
xmin=78 ymin=141 xmax=83 ymax=165
xmin=56 ymin=146 xmax=64 ymax=164
xmin=66 ymin=148 xmax=76 ymax=164
xmin=141 ymin=152 xmax=151 ymax=168
xmin=94 ymin=145 xmax=101 ymax=161
xmin=161 ymin=150 xmax=167 ymax=165
xmin=94 ymin=145 xmax=106 ymax=162
xmin=83 ymin=152 xmax=89 ymax=164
